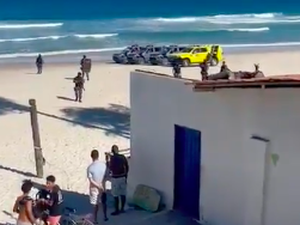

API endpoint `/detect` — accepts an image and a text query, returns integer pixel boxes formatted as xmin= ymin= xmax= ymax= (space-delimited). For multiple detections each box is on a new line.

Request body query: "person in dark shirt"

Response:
xmin=73 ymin=72 xmax=85 ymax=102
xmin=171 ymin=59 xmax=182 ymax=78
xmin=80 ymin=55 xmax=90 ymax=81
xmin=200 ymin=60 xmax=209 ymax=80
xmin=36 ymin=54 xmax=44 ymax=74
xmin=43 ymin=175 xmax=63 ymax=225
xmin=220 ymin=61 xmax=228 ymax=73
xmin=109 ymin=145 xmax=129 ymax=215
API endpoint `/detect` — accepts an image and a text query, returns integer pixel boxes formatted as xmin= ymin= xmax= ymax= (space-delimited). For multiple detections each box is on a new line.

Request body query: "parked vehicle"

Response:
xmin=149 ymin=45 xmax=186 ymax=65
xmin=127 ymin=45 xmax=169 ymax=64
xmin=168 ymin=45 xmax=224 ymax=67
xmin=112 ymin=45 xmax=140 ymax=64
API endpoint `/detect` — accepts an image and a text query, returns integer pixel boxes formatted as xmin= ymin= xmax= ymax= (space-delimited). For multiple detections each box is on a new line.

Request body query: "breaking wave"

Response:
xmin=0 ymin=47 xmax=126 ymax=59
xmin=149 ymin=12 xmax=300 ymax=25
xmin=74 ymin=33 xmax=118 ymax=38
xmin=0 ymin=23 xmax=63 ymax=29
xmin=226 ymin=27 xmax=270 ymax=32
xmin=0 ymin=33 xmax=119 ymax=43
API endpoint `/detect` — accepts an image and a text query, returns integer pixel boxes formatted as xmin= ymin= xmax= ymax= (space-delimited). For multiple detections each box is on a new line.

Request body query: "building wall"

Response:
xmin=129 ymin=71 xmax=300 ymax=225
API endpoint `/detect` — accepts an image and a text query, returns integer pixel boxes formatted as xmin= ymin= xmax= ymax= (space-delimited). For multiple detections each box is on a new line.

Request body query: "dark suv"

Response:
xmin=112 ymin=45 xmax=140 ymax=64
xmin=149 ymin=45 xmax=186 ymax=65
xmin=127 ymin=45 xmax=167 ymax=64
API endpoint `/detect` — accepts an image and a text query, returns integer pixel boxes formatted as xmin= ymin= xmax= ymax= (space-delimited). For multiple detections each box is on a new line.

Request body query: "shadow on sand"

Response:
xmin=60 ymin=104 xmax=130 ymax=138
xmin=0 ymin=97 xmax=29 ymax=116
xmin=0 ymin=164 xmax=37 ymax=178
xmin=0 ymin=97 xmax=130 ymax=138
xmin=57 ymin=96 xmax=75 ymax=102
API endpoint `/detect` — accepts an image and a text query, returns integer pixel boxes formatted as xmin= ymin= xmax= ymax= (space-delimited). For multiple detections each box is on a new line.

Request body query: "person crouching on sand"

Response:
xmin=73 ymin=72 xmax=85 ymax=102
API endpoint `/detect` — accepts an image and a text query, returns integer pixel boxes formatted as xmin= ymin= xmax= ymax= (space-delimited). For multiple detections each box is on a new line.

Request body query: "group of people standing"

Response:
xmin=13 ymin=176 xmax=63 ymax=225
xmin=72 ymin=55 xmax=91 ymax=103
xmin=87 ymin=145 xmax=129 ymax=224
xmin=13 ymin=145 xmax=129 ymax=225
xmin=34 ymin=54 xmax=90 ymax=103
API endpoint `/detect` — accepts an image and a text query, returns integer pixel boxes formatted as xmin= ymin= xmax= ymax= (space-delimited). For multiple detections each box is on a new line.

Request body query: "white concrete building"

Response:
xmin=128 ymin=70 xmax=300 ymax=225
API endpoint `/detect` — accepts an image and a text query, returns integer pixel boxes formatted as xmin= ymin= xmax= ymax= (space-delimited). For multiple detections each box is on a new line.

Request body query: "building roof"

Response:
xmin=134 ymin=70 xmax=300 ymax=91
xmin=193 ymin=74 xmax=300 ymax=91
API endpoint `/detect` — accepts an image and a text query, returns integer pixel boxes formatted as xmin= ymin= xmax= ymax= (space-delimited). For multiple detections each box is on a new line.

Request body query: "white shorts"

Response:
xmin=111 ymin=177 xmax=127 ymax=197
xmin=89 ymin=187 xmax=102 ymax=205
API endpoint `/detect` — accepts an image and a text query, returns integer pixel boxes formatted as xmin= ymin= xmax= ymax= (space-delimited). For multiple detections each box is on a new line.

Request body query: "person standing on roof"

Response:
xmin=220 ymin=61 xmax=228 ymax=73
xmin=200 ymin=60 xmax=209 ymax=80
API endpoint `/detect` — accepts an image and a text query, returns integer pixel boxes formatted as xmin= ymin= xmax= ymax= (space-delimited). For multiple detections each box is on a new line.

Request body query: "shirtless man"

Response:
xmin=13 ymin=181 xmax=36 ymax=225
xmin=87 ymin=150 xmax=108 ymax=223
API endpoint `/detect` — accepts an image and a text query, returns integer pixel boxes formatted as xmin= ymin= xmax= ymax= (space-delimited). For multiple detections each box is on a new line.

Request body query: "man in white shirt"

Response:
xmin=87 ymin=149 xmax=108 ymax=223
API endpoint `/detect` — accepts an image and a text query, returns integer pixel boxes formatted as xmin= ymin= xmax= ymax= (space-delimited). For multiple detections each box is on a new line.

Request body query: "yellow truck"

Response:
xmin=167 ymin=45 xmax=223 ymax=67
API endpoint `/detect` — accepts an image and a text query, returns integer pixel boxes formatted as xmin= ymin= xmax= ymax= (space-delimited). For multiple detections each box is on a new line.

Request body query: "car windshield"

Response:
xmin=121 ymin=48 xmax=130 ymax=53
xmin=181 ymin=47 xmax=193 ymax=53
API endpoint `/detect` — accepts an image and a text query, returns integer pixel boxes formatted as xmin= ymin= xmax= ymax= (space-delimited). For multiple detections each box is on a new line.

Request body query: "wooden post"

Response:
xmin=29 ymin=99 xmax=44 ymax=178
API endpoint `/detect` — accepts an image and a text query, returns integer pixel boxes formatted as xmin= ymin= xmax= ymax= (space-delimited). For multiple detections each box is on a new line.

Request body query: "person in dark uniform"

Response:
xmin=36 ymin=54 xmax=44 ymax=74
xmin=171 ymin=59 xmax=182 ymax=78
xmin=73 ymin=72 xmax=85 ymax=102
xmin=220 ymin=61 xmax=228 ymax=72
xmin=80 ymin=55 xmax=90 ymax=81
xmin=200 ymin=60 xmax=209 ymax=80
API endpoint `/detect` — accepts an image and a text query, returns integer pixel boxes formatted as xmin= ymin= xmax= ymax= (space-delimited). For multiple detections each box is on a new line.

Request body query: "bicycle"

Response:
xmin=60 ymin=207 xmax=94 ymax=225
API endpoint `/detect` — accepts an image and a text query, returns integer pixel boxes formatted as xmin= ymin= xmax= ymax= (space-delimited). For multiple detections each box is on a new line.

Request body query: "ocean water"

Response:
xmin=1 ymin=0 xmax=300 ymax=61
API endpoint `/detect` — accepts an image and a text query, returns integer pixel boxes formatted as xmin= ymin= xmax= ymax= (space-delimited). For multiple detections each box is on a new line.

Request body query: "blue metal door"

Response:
xmin=174 ymin=125 xmax=201 ymax=219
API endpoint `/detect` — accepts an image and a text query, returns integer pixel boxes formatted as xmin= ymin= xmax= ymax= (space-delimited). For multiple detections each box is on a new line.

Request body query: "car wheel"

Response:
xmin=162 ymin=58 xmax=169 ymax=66
xmin=138 ymin=57 xmax=145 ymax=64
xmin=182 ymin=58 xmax=190 ymax=67
xmin=210 ymin=57 xmax=218 ymax=66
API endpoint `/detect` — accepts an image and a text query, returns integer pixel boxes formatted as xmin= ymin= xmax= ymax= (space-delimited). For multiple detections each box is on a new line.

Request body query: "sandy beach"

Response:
xmin=1 ymin=50 xmax=300 ymax=224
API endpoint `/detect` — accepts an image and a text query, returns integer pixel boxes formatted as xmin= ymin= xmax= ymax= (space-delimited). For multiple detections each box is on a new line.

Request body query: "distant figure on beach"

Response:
xmin=109 ymin=145 xmax=129 ymax=216
xmin=87 ymin=149 xmax=109 ymax=223
xmin=13 ymin=180 xmax=36 ymax=225
xmin=36 ymin=54 xmax=44 ymax=74
xmin=80 ymin=55 xmax=92 ymax=81
xmin=200 ymin=60 xmax=209 ymax=80
xmin=73 ymin=72 xmax=85 ymax=102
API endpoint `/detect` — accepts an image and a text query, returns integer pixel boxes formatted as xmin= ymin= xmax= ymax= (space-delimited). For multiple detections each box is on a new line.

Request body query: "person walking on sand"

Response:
xmin=87 ymin=149 xmax=109 ymax=223
xmin=13 ymin=180 xmax=36 ymax=225
xmin=80 ymin=55 xmax=90 ymax=81
xmin=73 ymin=72 xmax=85 ymax=102
xmin=109 ymin=145 xmax=129 ymax=216
xmin=36 ymin=54 xmax=44 ymax=74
